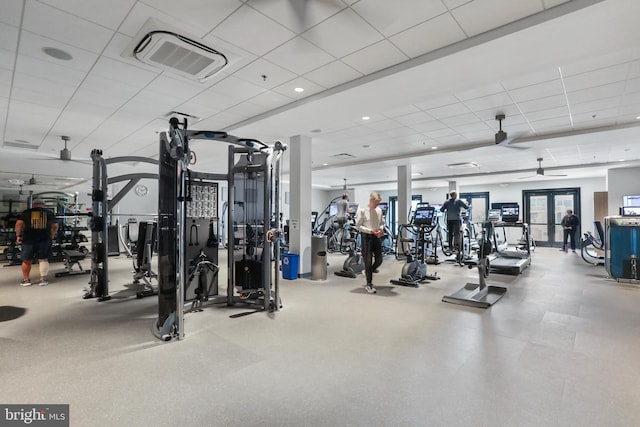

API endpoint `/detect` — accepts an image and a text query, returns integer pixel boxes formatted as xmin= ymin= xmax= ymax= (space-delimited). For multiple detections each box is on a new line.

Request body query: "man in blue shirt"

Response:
xmin=441 ymin=191 xmax=469 ymax=252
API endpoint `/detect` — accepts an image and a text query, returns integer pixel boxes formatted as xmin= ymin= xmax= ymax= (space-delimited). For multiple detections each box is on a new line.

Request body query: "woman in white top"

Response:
xmin=355 ymin=192 xmax=385 ymax=294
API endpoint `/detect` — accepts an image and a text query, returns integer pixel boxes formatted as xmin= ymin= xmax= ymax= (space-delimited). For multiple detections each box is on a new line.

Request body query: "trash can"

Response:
xmin=282 ymin=253 xmax=299 ymax=280
xmin=311 ymin=235 xmax=328 ymax=280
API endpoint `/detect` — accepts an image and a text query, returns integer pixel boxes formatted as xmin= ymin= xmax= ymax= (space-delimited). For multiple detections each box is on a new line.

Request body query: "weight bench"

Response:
xmin=55 ymin=249 xmax=91 ymax=277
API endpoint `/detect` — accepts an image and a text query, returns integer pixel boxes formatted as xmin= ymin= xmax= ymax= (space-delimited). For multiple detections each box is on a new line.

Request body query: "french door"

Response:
xmin=523 ymin=188 xmax=580 ymax=247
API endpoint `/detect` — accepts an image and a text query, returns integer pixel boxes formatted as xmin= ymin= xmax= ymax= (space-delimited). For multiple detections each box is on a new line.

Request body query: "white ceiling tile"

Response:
xmin=381 ymin=104 xmax=421 ymax=118
xmin=91 ymin=56 xmax=159 ymax=86
xmin=425 ymin=102 xmax=470 ymax=119
xmin=389 ymin=12 xmax=466 ymax=59
xmin=501 ymin=68 xmax=560 ymax=90
xmin=176 ymin=90 xmax=240 ymax=119
xmin=248 ymin=0 xmax=346 ymax=33
xmin=341 ymin=40 xmax=409 ymax=75
xmin=80 ymin=73 xmax=141 ymax=104
xmin=119 ymin=91 xmax=182 ymax=118
xmin=523 ymin=106 xmax=569 ymax=122
xmin=17 ymin=31 xmax=99 ymax=73
xmin=394 ymin=111 xmax=433 ymax=126
xmin=118 ymin=3 xmax=202 ymax=38
xmin=442 ymin=0 xmax=473 ymax=9
xmin=408 ymin=120 xmax=448 ymax=133
xmin=209 ymin=75 xmax=267 ymax=103
xmin=529 ymin=116 xmax=572 ymax=133
xmin=620 ymin=93 xmax=640 ymax=106
xmin=0 ymin=70 xmax=11 ymax=98
xmin=0 ymin=22 xmax=18 ymax=52
xmin=200 ymin=34 xmax=259 ymax=77
xmin=39 ymin=0 xmax=136 ymax=30
xmin=570 ymin=98 xmax=621 ymax=115
xmin=414 ymin=94 xmax=460 ymax=110
xmin=462 ymin=92 xmax=513 ymax=112
xmin=567 ymin=82 xmax=626 ymax=104
xmin=304 ymin=60 xmax=363 ymax=89
xmin=0 ymin=0 xmax=23 ymax=27
xmin=364 ymin=119 xmax=402 ymax=132
xmin=454 ymin=83 xmax=505 ymax=102
xmin=302 ymin=8 xmax=383 ymax=58
xmin=559 ymin=48 xmax=635 ymax=77
xmin=15 ymin=55 xmax=86 ymax=87
xmin=11 ymin=75 xmax=75 ymax=108
xmin=141 ymin=0 xmax=240 ymax=34
xmin=563 ymin=63 xmax=631 ymax=92
xmin=223 ymin=102 xmax=269 ymax=121
xmin=352 ymin=0 xmax=447 ymax=37
xmin=628 ymin=60 xmax=640 ymax=79
xmin=440 ymin=113 xmax=484 ymax=127
xmin=234 ymin=58 xmax=298 ymax=89
xmin=271 ymin=76 xmax=325 ymax=98
xmin=475 ymin=106 xmax=523 ymax=122
xmin=0 ymin=50 xmax=14 ymax=73
xmin=143 ymin=75 xmax=208 ymax=101
xmin=517 ymin=94 xmax=567 ymax=113
xmin=247 ymin=90 xmax=294 ymax=109
xmin=543 ymin=0 xmax=570 ymax=8
xmin=263 ymin=37 xmax=335 ymax=75
xmin=573 ymin=108 xmax=618 ymax=123
xmin=23 ymin=1 xmax=114 ymax=53
xmin=508 ymin=79 xmax=565 ymax=103
xmin=452 ymin=0 xmax=543 ymax=37
xmin=211 ymin=5 xmax=296 ymax=56
xmin=49 ymin=101 xmax=114 ymax=139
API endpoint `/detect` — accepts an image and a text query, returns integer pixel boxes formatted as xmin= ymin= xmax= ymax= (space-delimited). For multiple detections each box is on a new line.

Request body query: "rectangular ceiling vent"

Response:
xmin=447 ymin=162 xmax=479 ymax=169
xmin=333 ymin=153 xmax=356 ymax=160
xmin=124 ymin=19 xmax=227 ymax=82
xmin=3 ymin=141 xmax=38 ymax=150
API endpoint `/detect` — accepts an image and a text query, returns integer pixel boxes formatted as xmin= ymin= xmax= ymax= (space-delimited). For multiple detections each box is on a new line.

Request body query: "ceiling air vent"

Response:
xmin=125 ymin=19 xmax=227 ymax=82
xmin=447 ymin=162 xmax=479 ymax=169
xmin=333 ymin=153 xmax=356 ymax=160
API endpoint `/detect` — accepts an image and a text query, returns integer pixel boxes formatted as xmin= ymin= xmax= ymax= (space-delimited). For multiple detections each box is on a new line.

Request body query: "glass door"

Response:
xmin=460 ymin=192 xmax=489 ymax=224
xmin=524 ymin=188 xmax=580 ymax=247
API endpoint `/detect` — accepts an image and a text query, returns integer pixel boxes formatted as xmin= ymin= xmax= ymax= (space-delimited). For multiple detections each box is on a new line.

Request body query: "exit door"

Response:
xmin=524 ymin=188 xmax=580 ymax=247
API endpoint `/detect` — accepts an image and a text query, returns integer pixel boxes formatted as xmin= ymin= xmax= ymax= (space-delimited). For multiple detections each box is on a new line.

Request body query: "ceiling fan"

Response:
xmin=31 ymin=136 xmax=90 ymax=163
xmin=494 ymin=114 xmax=527 ymax=150
xmin=519 ymin=157 xmax=568 ymax=179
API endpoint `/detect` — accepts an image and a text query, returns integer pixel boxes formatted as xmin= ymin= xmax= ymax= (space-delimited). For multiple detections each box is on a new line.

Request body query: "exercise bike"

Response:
xmin=390 ymin=205 xmax=439 ymax=287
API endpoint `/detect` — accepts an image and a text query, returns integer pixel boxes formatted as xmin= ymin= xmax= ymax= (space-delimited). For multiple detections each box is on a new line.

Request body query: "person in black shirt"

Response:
xmin=441 ymin=191 xmax=469 ymax=252
xmin=15 ymin=199 xmax=59 ymax=286
xmin=561 ymin=209 xmax=580 ymax=252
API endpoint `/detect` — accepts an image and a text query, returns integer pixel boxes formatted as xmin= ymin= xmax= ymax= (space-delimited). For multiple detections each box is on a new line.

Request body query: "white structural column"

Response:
xmin=397 ymin=164 xmax=411 ymax=229
xmin=289 ymin=135 xmax=313 ymax=277
xmin=448 ymin=181 xmax=458 ymax=196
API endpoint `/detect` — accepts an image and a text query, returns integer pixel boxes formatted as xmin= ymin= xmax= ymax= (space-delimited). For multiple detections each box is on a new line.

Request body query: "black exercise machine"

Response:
xmin=390 ymin=205 xmax=439 ymax=287
xmin=442 ymin=221 xmax=507 ymax=308
xmin=581 ymin=221 xmax=605 ymax=266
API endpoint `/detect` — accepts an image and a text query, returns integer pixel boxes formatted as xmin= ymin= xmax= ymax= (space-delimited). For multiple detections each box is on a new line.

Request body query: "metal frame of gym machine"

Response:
xmin=84 ymin=150 xmax=158 ymax=301
xmin=153 ymin=117 xmax=286 ymax=342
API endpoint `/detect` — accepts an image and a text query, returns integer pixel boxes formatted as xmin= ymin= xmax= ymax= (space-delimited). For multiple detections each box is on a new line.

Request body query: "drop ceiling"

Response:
xmin=1 ymin=0 xmax=639 ymax=196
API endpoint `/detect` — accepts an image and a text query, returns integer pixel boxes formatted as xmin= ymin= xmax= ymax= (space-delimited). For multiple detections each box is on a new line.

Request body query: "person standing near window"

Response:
xmin=561 ymin=209 xmax=580 ymax=252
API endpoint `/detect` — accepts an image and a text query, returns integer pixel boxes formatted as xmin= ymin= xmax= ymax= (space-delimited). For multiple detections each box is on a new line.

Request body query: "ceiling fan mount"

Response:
xmin=60 ymin=135 xmax=72 ymax=160
xmin=519 ymin=157 xmax=568 ymax=179
xmin=495 ymin=114 xmax=507 ymax=144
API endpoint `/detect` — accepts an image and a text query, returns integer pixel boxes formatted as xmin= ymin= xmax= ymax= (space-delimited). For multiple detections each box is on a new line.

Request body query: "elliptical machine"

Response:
xmin=334 ymin=221 xmax=365 ymax=278
xmin=390 ymin=205 xmax=439 ymax=287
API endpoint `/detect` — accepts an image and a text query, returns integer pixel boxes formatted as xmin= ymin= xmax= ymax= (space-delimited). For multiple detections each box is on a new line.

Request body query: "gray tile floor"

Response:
xmin=1 ymin=247 xmax=639 ymax=426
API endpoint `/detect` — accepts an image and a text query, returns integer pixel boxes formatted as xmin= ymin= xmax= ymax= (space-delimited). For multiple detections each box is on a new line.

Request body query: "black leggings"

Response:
xmin=447 ymin=220 xmax=462 ymax=250
xmin=361 ymin=234 xmax=383 ymax=285
xmin=563 ymin=228 xmax=577 ymax=250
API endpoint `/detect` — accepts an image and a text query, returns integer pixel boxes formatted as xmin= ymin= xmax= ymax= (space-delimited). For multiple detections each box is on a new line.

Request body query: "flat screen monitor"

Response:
xmin=501 ymin=204 xmax=519 ymax=222
xmin=378 ymin=202 xmax=388 ymax=216
xmin=621 ymin=206 xmax=640 ymax=216
xmin=328 ymin=203 xmax=338 ymax=217
xmin=488 ymin=209 xmax=501 ymax=221
xmin=623 ymin=195 xmax=640 ymax=207
xmin=413 ymin=206 xmax=435 ymax=226
xmin=348 ymin=203 xmax=359 ymax=214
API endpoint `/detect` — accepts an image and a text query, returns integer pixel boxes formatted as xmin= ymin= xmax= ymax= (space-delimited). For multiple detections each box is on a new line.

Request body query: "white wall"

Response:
xmin=607 ymin=166 xmax=640 ymax=215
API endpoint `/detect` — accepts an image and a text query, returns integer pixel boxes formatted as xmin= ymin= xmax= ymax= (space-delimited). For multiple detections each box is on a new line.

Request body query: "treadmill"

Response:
xmin=487 ymin=205 xmax=531 ymax=275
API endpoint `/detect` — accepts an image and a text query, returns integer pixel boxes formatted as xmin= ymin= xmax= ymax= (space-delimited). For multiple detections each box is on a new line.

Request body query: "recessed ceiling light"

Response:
xmin=636 ymin=116 xmax=640 ymax=120
xmin=322 ymin=163 xmax=328 ymax=166
xmin=412 ymin=172 xmax=423 ymax=177
xmin=42 ymin=47 xmax=73 ymax=61
xmin=431 ymin=146 xmax=437 ymax=150
xmin=362 ymin=116 xmax=370 ymax=120
xmin=294 ymin=87 xmax=304 ymax=93
xmin=618 ymin=159 xmax=625 ymax=162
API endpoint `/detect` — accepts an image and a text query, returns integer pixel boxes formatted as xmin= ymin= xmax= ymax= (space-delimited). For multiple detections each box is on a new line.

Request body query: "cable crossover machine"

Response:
xmin=153 ymin=117 xmax=287 ymax=341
